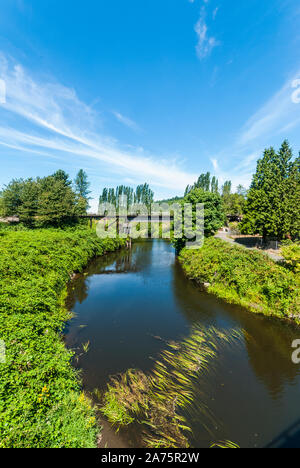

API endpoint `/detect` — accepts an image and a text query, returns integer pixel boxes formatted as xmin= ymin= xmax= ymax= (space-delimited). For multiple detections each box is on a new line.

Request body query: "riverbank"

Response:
xmin=179 ymin=238 xmax=300 ymax=321
xmin=0 ymin=227 xmax=125 ymax=448
xmin=65 ymin=239 xmax=300 ymax=448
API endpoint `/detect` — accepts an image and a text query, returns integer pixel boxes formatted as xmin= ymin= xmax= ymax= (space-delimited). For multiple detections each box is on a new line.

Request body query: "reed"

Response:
xmin=211 ymin=441 xmax=240 ymax=448
xmin=100 ymin=325 xmax=241 ymax=448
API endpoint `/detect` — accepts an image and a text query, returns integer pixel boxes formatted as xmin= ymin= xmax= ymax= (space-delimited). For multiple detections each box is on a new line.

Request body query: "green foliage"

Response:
xmin=185 ymin=175 xmax=247 ymax=218
xmin=281 ymin=243 xmax=300 ymax=274
xmin=74 ymin=170 xmax=91 ymax=214
xmin=0 ymin=197 xmax=5 ymax=217
xmin=18 ymin=178 xmax=40 ymax=226
xmin=0 ymin=227 xmax=126 ymax=447
xmin=173 ymin=188 xmax=225 ymax=252
xmin=99 ymin=183 xmax=154 ymax=211
xmin=185 ymin=172 xmax=219 ymax=196
xmin=222 ymin=181 xmax=232 ymax=196
xmin=241 ymin=140 xmax=300 ymax=241
xmin=179 ymin=238 xmax=300 ymax=320
xmin=0 ymin=170 xmax=91 ymax=226
xmin=220 ymin=182 xmax=247 ymax=217
xmin=37 ymin=176 xmax=77 ymax=226
xmin=222 ymin=193 xmax=246 ymax=217
xmin=52 ymin=170 xmax=72 ymax=187
xmin=184 ymin=188 xmax=225 ymax=237
xmin=228 ymin=222 xmax=242 ymax=235
xmin=0 ymin=178 xmax=24 ymax=216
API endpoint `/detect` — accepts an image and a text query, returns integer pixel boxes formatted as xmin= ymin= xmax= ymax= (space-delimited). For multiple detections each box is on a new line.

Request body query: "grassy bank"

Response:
xmin=0 ymin=227 xmax=125 ymax=448
xmin=179 ymin=238 xmax=300 ymax=320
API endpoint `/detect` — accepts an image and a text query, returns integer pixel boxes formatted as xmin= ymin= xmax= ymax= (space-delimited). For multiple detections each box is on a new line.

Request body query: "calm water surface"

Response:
xmin=65 ymin=240 xmax=300 ymax=448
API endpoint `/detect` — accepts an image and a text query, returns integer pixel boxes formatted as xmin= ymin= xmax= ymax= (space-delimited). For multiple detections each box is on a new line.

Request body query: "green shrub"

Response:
xmin=179 ymin=238 xmax=299 ymax=319
xmin=281 ymin=243 xmax=300 ymax=274
xmin=0 ymin=227 xmax=125 ymax=447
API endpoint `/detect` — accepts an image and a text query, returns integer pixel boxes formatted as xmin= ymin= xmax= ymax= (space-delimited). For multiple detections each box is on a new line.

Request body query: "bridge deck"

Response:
xmin=82 ymin=214 xmax=174 ymax=222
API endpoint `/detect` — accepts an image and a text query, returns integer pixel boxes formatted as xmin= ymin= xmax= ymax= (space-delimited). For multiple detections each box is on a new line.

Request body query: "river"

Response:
xmin=65 ymin=240 xmax=300 ymax=448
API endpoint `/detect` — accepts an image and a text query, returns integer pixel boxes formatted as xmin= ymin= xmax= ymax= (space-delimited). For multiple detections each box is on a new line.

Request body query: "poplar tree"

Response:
xmin=74 ymin=170 xmax=91 ymax=214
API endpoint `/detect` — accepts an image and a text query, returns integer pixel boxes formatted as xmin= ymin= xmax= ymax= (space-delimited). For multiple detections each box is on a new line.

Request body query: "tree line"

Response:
xmin=180 ymin=139 xmax=299 ymax=242
xmin=99 ymin=183 xmax=154 ymax=210
xmin=0 ymin=169 xmax=91 ymax=227
xmin=0 ymin=140 xmax=298 ymax=240
xmin=184 ymin=172 xmax=247 ymax=218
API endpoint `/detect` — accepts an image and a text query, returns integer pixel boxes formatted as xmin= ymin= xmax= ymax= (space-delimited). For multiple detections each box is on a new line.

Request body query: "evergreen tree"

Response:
xmin=37 ymin=177 xmax=77 ymax=226
xmin=18 ymin=179 xmax=40 ymax=226
xmin=0 ymin=179 xmax=25 ymax=216
xmin=52 ymin=170 xmax=72 ymax=186
xmin=282 ymin=149 xmax=300 ymax=240
xmin=74 ymin=170 xmax=91 ymax=199
xmin=241 ymin=140 xmax=300 ymax=241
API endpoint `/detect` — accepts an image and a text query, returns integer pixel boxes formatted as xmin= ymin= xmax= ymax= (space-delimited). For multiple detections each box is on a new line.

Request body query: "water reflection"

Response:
xmin=171 ymin=260 xmax=300 ymax=400
xmin=241 ymin=316 xmax=300 ymax=400
xmin=65 ymin=240 xmax=300 ymax=448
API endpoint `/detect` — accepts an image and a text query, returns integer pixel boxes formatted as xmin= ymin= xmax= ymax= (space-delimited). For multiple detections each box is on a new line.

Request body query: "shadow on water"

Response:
xmin=265 ymin=419 xmax=300 ymax=448
xmin=65 ymin=240 xmax=300 ymax=448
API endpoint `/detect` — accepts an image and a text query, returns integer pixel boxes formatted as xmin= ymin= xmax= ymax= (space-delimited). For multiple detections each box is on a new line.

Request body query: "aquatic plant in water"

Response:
xmin=100 ymin=325 xmax=241 ymax=448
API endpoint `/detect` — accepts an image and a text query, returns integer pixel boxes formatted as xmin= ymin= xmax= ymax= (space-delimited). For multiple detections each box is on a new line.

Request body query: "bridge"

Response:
xmin=82 ymin=213 xmax=174 ymax=229
xmin=82 ymin=213 xmax=174 ymax=221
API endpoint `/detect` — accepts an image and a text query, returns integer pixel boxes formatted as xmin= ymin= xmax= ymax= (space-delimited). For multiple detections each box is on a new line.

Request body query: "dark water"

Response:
xmin=65 ymin=240 xmax=300 ymax=448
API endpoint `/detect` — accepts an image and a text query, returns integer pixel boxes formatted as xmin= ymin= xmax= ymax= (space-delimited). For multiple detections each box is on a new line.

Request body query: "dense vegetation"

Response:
xmin=0 ymin=169 xmax=91 ymax=226
xmin=99 ymin=183 xmax=154 ymax=210
xmin=184 ymin=188 xmax=225 ymax=237
xmin=172 ymin=187 xmax=225 ymax=251
xmin=0 ymin=137 xmax=298 ymax=448
xmin=282 ymin=243 xmax=300 ymax=274
xmin=179 ymin=238 xmax=300 ymax=321
xmin=184 ymin=172 xmax=247 ymax=218
xmin=241 ymin=140 xmax=300 ymax=241
xmin=0 ymin=227 xmax=125 ymax=448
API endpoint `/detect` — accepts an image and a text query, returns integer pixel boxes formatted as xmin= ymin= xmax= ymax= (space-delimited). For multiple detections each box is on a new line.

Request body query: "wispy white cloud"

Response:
xmin=194 ymin=4 xmax=220 ymax=60
xmin=238 ymin=70 xmax=300 ymax=146
xmin=210 ymin=71 xmax=300 ymax=190
xmin=212 ymin=7 xmax=219 ymax=20
xmin=112 ymin=111 xmax=139 ymax=131
xmin=195 ymin=18 xmax=219 ymax=59
xmin=210 ymin=158 xmax=218 ymax=171
xmin=0 ymin=54 xmax=197 ymax=194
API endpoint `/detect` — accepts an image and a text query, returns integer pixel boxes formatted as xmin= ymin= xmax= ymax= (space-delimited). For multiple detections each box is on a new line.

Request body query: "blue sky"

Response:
xmin=0 ymin=0 xmax=299 ymax=210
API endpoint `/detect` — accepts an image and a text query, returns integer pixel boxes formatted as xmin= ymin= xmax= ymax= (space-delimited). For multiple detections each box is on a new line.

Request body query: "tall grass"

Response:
xmin=100 ymin=325 xmax=241 ymax=448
